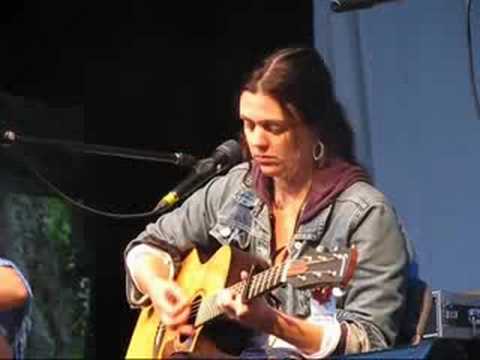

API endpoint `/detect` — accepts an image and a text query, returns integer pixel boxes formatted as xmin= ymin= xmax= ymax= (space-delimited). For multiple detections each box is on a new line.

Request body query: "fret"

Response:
xmin=251 ymin=272 xmax=262 ymax=299
xmin=195 ymin=263 xmax=288 ymax=326
xmin=260 ymin=269 xmax=269 ymax=295
xmin=274 ymin=264 xmax=282 ymax=287
xmin=272 ymin=265 xmax=282 ymax=288
xmin=266 ymin=266 xmax=274 ymax=289
xmin=253 ymin=270 xmax=265 ymax=298
xmin=268 ymin=267 xmax=278 ymax=290
xmin=248 ymin=274 xmax=257 ymax=300
xmin=258 ymin=269 xmax=269 ymax=295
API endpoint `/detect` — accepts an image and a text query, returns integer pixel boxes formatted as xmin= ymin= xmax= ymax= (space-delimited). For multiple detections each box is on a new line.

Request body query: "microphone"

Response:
xmin=156 ymin=139 xmax=243 ymax=209
xmin=330 ymin=0 xmax=378 ymax=12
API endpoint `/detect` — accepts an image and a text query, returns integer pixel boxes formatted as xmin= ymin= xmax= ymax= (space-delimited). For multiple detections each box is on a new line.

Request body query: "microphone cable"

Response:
xmin=2 ymin=135 xmax=231 ymax=220
xmin=467 ymin=0 xmax=480 ymax=118
xmin=6 ymin=148 xmax=176 ymax=220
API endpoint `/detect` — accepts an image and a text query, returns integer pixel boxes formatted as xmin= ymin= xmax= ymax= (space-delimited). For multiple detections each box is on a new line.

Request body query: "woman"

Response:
xmin=124 ymin=47 xmax=412 ymax=358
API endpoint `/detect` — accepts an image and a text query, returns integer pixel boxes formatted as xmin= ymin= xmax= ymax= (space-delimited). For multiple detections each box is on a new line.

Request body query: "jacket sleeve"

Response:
xmin=336 ymin=201 xmax=410 ymax=352
xmin=123 ymin=164 xmax=248 ymax=307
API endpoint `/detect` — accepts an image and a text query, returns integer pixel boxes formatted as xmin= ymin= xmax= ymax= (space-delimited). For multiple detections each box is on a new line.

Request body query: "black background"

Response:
xmin=1 ymin=1 xmax=312 ymax=358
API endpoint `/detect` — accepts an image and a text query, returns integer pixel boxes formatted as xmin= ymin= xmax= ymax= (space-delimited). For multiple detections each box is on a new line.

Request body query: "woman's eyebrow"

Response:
xmin=239 ymin=115 xmax=283 ymax=124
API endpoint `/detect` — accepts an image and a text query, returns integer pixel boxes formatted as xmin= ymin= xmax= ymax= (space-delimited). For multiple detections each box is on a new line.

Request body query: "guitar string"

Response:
xmin=172 ymin=254 xmax=341 ymax=324
xmin=185 ymin=262 xmax=288 ymax=325
xmin=186 ymin=271 xmax=261 ymax=323
xmin=186 ymin=281 xmax=246 ymax=322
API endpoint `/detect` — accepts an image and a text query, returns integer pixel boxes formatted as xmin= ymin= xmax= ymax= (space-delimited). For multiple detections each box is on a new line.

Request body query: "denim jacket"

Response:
xmin=125 ymin=162 xmax=412 ymax=352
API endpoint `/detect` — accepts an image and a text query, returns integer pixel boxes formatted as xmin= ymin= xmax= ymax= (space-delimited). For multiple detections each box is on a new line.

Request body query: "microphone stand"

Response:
xmin=1 ymin=130 xmax=197 ymax=168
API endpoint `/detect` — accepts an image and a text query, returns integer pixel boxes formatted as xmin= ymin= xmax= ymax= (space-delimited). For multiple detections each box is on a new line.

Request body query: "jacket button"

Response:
xmin=219 ymin=226 xmax=232 ymax=238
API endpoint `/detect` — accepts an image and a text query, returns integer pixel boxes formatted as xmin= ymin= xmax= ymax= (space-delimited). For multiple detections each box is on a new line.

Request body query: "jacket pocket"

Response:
xmin=210 ymin=222 xmax=251 ymax=250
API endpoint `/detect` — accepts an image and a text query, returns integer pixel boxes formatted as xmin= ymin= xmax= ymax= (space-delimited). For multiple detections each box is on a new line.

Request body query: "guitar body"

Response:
xmin=126 ymin=244 xmax=358 ymax=359
xmin=126 ymin=245 xmax=266 ymax=359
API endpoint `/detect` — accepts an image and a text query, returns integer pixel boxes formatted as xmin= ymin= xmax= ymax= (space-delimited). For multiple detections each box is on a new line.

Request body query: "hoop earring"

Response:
xmin=312 ymin=141 xmax=325 ymax=162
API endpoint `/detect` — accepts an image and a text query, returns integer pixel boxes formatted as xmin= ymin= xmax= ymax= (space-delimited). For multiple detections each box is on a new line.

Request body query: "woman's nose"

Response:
xmin=249 ymin=127 xmax=268 ymax=148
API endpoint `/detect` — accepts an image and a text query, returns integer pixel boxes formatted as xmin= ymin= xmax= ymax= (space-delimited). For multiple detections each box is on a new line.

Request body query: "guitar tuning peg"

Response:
xmin=315 ymin=245 xmax=327 ymax=253
xmin=332 ymin=287 xmax=345 ymax=298
xmin=332 ymin=245 xmax=340 ymax=252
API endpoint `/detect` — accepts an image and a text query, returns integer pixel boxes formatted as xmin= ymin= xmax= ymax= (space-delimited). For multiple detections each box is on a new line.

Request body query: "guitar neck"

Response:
xmin=194 ymin=262 xmax=289 ymax=326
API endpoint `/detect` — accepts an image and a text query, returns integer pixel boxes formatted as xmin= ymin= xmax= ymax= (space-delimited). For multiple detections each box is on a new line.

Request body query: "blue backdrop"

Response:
xmin=313 ymin=0 xmax=480 ymax=292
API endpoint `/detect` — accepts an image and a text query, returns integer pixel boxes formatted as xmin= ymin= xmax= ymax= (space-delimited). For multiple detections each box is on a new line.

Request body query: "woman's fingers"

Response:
xmin=218 ymin=289 xmax=237 ymax=318
xmin=160 ymin=301 xmax=191 ymax=326
xmin=218 ymin=289 xmax=248 ymax=319
xmin=163 ymin=287 xmax=189 ymax=316
xmin=150 ymin=280 xmax=191 ymax=327
xmin=240 ymin=270 xmax=249 ymax=280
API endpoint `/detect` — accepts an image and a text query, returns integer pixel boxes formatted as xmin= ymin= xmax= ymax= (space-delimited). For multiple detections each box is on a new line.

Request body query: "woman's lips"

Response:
xmin=254 ymin=156 xmax=278 ymax=165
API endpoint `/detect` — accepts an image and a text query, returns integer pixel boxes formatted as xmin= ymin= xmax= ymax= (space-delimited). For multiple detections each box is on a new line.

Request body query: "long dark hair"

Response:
xmin=239 ymin=47 xmax=357 ymax=164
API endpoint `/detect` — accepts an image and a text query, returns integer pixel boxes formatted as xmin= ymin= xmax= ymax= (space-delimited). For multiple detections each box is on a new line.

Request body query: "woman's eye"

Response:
xmin=243 ymin=120 xmax=254 ymax=131
xmin=266 ymin=124 xmax=283 ymax=134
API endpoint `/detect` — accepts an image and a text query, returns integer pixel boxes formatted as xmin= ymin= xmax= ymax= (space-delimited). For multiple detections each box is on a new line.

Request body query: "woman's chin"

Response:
xmin=258 ymin=164 xmax=283 ymax=177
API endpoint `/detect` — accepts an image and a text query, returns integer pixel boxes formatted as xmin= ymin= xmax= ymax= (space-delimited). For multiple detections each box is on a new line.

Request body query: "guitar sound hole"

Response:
xmin=178 ymin=333 xmax=192 ymax=344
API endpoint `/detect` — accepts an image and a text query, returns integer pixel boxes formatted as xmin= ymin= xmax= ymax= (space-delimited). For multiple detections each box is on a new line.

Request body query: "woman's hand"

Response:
xmin=145 ymin=277 xmax=194 ymax=336
xmin=217 ymin=270 xmax=276 ymax=330
xmin=129 ymin=250 xmax=194 ymax=336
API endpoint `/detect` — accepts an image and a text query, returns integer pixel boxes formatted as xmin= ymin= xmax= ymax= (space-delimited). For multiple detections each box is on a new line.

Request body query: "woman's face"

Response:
xmin=239 ymin=90 xmax=316 ymax=181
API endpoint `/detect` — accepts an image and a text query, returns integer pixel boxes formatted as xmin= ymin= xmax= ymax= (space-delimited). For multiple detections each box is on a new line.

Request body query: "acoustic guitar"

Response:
xmin=126 ymin=245 xmax=357 ymax=359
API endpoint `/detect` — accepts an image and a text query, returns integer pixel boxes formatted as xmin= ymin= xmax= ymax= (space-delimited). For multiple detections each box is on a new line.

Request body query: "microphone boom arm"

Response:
xmin=1 ymin=130 xmax=197 ymax=167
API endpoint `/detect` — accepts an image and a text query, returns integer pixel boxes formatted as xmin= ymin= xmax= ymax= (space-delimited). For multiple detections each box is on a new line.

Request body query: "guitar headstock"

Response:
xmin=286 ymin=246 xmax=357 ymax=292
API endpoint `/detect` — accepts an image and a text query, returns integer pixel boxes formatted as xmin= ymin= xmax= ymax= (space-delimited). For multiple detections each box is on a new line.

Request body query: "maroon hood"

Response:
xmin=251 ymin=158 xmax=371 ymax=225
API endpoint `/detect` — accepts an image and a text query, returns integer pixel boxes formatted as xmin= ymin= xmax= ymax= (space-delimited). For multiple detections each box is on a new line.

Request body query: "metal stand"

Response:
xmin=1 ymin=130 xmax=197 ymax=167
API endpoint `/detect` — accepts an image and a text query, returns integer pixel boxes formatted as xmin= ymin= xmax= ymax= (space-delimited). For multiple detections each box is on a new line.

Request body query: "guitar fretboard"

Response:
xmin=193 ymin=261 xmax=289 ymax=326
